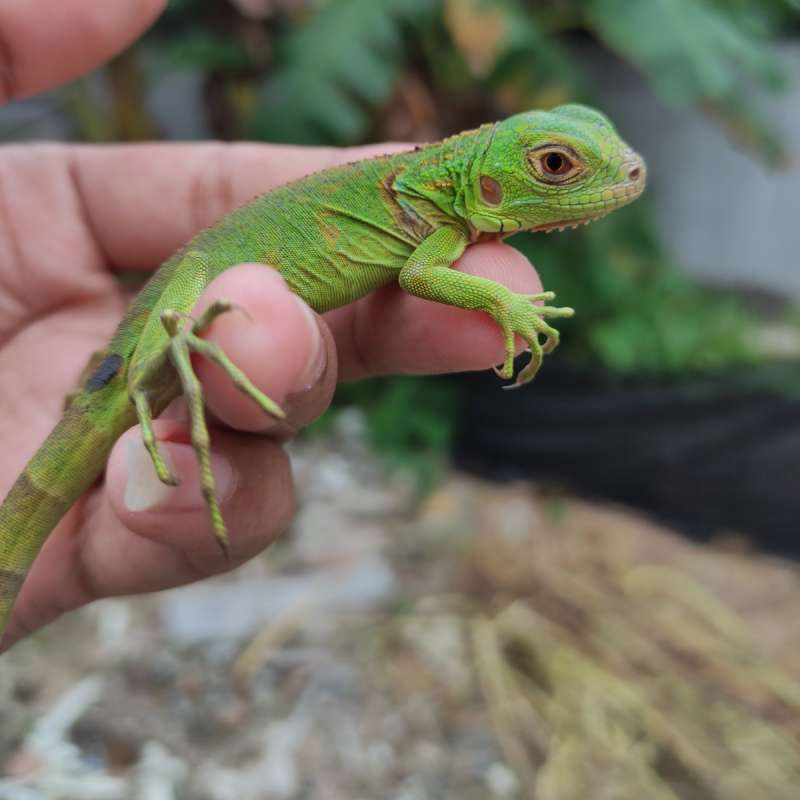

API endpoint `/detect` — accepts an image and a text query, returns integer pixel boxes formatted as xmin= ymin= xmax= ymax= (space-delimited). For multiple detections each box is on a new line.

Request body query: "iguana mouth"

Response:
xmin=534 ymin=210 xmax=612 ymax=234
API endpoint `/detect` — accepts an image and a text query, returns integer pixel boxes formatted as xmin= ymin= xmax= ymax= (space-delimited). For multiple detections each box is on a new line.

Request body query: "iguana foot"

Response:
xmin=493 ymin=291 xmax=574 ymax=388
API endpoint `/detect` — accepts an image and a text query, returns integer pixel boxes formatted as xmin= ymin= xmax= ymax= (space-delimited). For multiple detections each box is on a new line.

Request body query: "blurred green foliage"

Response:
xmin=247 ymin=0 xmax=436 ymax=143
xmin=307 ymin=375 xmax=460 ymax=490
xmin=512 ymin=207 xmax=760 ymax=374
xmin=61 ymin=0 xmax=800 ymax=466
xmin=151 ymin=0 xmax=797 ymax=155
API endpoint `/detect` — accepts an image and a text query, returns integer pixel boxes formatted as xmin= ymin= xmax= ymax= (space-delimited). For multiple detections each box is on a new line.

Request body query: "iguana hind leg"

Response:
xmin=130 ymin=298 xmax=285 ymax=551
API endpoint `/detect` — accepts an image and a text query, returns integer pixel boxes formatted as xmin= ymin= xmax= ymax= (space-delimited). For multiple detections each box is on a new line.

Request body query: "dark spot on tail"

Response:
xmin=85 ymin=353 xmax=123 ymax=392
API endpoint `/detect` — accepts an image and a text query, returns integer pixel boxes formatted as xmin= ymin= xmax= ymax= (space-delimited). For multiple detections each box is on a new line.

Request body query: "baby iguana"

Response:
xmin=0 ymin=104 xmax=645 ymax=639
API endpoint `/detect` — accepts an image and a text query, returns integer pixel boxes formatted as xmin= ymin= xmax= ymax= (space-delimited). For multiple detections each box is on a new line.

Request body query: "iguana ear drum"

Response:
xmin=480 ymin=175 xmax=503 ymax=206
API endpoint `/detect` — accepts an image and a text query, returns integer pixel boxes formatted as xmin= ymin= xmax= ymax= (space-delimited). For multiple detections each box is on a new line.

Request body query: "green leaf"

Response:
xmin=248 ymin=0 xmax=435 ymax=144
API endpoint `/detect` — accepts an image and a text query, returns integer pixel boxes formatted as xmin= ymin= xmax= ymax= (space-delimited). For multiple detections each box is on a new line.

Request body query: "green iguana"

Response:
xmin=0 ymin=104 xmax=645 ymax=640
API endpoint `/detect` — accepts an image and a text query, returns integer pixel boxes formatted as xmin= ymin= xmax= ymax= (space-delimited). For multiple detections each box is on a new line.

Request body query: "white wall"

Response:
xmin=586 ymin=42 xmax=800 ymax=297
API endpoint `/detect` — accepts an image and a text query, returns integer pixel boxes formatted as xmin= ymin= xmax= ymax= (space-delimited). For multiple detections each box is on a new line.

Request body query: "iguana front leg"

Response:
xmin=399 ymin=227 xmax=574 ymax=386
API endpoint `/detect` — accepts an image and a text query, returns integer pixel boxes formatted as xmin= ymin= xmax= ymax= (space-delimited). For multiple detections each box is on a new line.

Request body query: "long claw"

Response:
xmin=215 ymin=533 xmax=231 ymax=561
xmin=541 ymin=329 xmax=560 ymax=355
xmin=502 ymin=356 xmax=542 ymax=389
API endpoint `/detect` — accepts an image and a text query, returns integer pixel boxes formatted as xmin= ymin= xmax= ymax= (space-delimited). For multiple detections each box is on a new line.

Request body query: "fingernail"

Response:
xmin=292 ymin=295 xmax=326 ymax=392
xmin=124 ymin=439 xmax=237 ymax=512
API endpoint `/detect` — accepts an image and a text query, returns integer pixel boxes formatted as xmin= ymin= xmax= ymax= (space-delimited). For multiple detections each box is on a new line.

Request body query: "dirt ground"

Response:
xmin=2 ymin=413 xmax=800 ymax=799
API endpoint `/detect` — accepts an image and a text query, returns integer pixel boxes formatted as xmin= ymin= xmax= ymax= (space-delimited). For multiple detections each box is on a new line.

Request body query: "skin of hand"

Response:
xmin=0 ymin=1 xmax=543 ymax=650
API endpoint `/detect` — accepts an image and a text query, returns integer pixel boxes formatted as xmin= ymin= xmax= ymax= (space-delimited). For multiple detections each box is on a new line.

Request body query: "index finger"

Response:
xmin=67 ymin=142 xmax=406 ymax=270
xmin=1 ymin=0 xmax=166 ymax=103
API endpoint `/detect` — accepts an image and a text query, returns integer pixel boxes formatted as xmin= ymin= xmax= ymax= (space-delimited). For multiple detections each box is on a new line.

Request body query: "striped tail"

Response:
xmin=0 ymin=389 xmax=136 ymax=640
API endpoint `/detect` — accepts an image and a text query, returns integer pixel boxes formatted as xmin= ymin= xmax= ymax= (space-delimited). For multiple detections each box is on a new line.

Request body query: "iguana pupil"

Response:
xmin=544 ymin=152 xmax=569 ymax=174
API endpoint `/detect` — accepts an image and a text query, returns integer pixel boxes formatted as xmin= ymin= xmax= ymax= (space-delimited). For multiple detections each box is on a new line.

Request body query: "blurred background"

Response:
xmin=3 ymin=1 xmax=800 ymax=798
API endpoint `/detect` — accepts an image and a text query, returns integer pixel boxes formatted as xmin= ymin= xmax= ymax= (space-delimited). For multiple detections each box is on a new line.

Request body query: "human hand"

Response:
xmin=0 ymin=1 xmax=543 ymax=650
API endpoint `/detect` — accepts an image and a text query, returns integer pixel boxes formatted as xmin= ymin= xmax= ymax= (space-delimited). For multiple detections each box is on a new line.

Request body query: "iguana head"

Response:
xmin=466 ymin=104 xmax=646 ymax=236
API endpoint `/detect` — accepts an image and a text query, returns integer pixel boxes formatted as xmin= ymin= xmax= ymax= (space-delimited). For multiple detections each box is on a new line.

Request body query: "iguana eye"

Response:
xmin=529 ymin=145 xmax=582 ymax=183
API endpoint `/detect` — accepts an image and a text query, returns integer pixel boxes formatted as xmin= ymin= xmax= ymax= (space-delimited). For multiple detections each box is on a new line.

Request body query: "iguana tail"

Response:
xmin=0 ymin=385 xmax=137 ymax=640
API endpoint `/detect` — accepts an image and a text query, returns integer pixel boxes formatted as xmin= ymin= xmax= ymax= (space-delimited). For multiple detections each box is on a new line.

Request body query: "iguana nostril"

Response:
xmin=629 ymin=166 xmax=641 ymax=181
